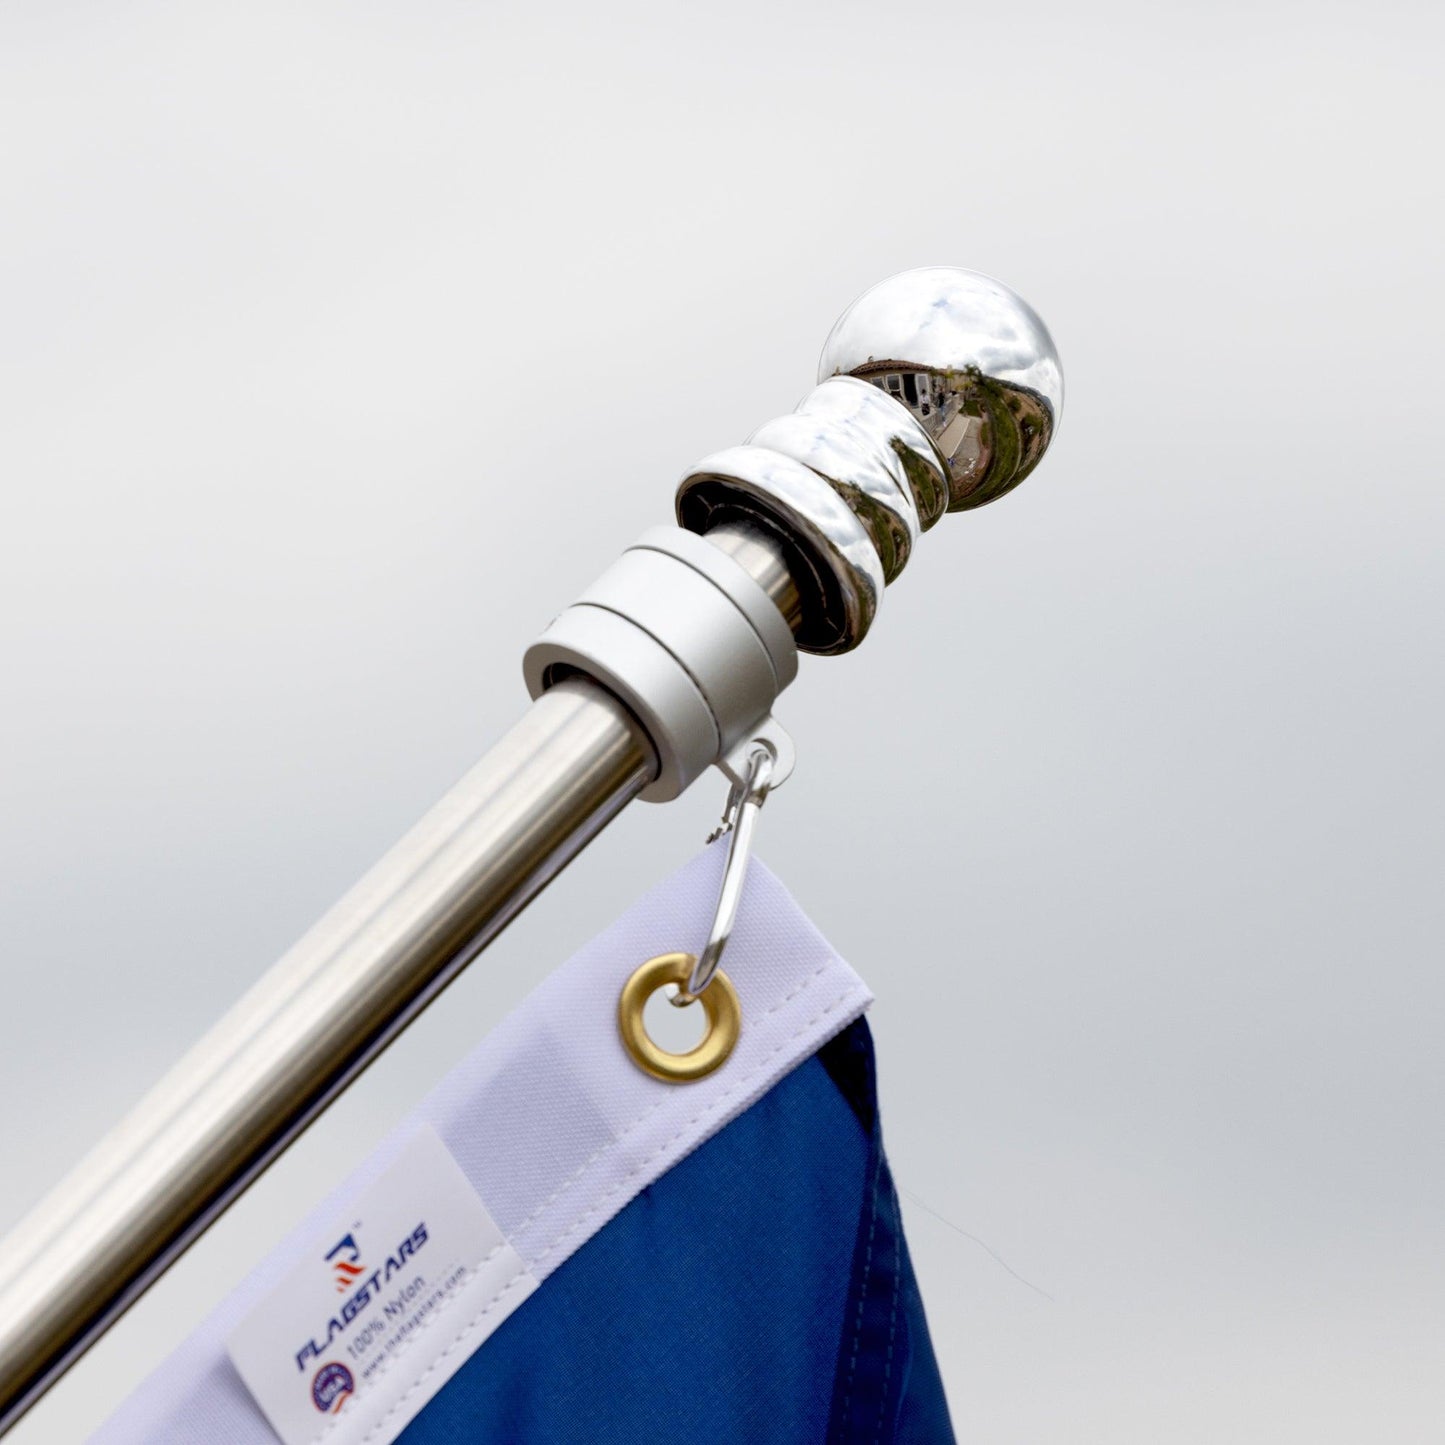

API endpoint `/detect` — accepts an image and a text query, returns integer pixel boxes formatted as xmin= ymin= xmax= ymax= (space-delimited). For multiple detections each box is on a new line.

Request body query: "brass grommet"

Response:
xmin=617 ymin=952 xmax=741 ymax=1083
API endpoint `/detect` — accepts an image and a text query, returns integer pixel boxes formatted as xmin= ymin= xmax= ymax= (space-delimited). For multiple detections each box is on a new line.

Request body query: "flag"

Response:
xmin=94 ymin=851 xmax=953 ymax=1443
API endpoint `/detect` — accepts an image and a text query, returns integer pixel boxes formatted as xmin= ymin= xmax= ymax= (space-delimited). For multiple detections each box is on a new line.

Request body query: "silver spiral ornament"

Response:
xmin=677 ymin=266 xmax=1063 ymax=654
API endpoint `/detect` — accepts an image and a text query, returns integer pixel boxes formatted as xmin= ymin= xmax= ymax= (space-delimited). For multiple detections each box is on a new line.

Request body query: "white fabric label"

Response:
xmin=227 ymin=1126 xmax=536 ymax=1445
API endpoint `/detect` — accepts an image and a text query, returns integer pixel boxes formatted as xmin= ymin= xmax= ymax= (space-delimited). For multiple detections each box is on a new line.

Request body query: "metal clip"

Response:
xmin=674 ymin=741 xmax=775 ymax=1005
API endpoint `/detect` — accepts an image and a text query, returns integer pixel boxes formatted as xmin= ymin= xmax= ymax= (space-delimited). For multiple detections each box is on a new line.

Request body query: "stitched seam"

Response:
xmin=306 ymin=1239 xmax=511 ymax=1445
xmin=840 ymin=1162 xmax=881 ymax=1440
xmin=873 ymin=1182 xmax=904 ymax=1443
xmin=354 ymin=1269 xmax=532 ymax=1445
xmin=508 ymin=958 xmax=839 ymax=1247
xmin=530 ymin=982 xmax=863 ymax=1269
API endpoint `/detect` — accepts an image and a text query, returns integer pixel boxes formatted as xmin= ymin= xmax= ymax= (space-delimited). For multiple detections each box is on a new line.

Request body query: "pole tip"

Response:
xmin=818 ymin=267 xmax=1063 ymax=511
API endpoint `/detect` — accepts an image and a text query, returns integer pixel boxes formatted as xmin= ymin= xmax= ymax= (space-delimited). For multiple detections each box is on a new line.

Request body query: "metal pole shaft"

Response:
xmin=0 ymin=677 xmax=655 ymax=1431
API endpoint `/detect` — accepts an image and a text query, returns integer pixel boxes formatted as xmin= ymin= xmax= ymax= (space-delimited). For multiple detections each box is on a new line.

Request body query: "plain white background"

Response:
xmin=2 ymin=2 xmax=1442 ymax=1440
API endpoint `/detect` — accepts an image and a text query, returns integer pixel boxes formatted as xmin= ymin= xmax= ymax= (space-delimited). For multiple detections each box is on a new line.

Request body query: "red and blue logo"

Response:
xmin=310 ymin=1361 xmax=355 ymax=1414
xmin=324 ymin=1234 xmax=365 ymax=1294
xmin=295 ymin=1222 xmax=429 ymax=1373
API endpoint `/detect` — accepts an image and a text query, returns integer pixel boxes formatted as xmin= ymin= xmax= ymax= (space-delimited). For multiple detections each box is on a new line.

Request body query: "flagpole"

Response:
xmin=0 ymin=677 xmax=660 ymax=1428
xmin=0 ymin=267 xmax=1062 ymax=1434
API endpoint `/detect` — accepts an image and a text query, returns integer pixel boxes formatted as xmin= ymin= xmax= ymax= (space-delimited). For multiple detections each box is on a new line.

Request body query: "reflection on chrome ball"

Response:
xmin=819 ymin=267 xmax=1063 ymax=511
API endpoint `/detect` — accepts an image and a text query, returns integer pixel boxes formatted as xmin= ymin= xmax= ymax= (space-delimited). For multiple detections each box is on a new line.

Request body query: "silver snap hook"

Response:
xmin=673 ymin=741 xmax=775 ymax=1006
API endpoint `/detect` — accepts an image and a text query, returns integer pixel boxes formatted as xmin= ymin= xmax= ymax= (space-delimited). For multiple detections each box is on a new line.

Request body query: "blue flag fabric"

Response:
xmin=399 ymin=1018 xmax=954 ymax=1444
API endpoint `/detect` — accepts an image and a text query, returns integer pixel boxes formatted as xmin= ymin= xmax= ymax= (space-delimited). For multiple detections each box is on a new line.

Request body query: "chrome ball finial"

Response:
xmin=677 ymin=266 xmax=1063 ymax=655
xmin=818 ymin=267 xmax=1063 ymax=511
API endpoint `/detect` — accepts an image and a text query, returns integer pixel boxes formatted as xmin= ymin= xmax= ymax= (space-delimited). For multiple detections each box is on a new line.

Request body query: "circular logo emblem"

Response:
xmin=311 ymin=1361 xmax=355 ymax=1414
